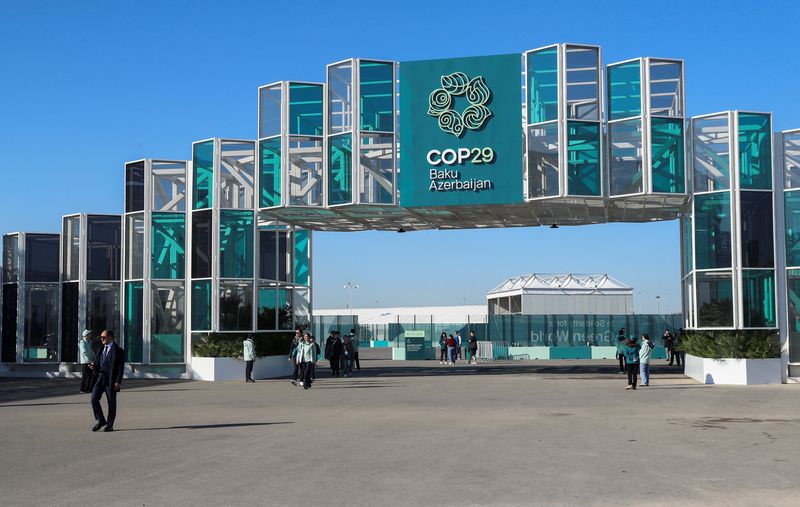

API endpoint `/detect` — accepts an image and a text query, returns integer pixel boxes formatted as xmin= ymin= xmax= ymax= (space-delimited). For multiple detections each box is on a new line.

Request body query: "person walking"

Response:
xmin=342 ymin=335 xmax=355 ymax=377
xmin=325 ymin=331 xmax=343 ymax=377
xmin=467 ymin=330 xmax=478 ymax=365
xmin=446 ymin=334 xmax=456 ymax=365
xmin=455 ymin=331 xmax=463 ymax=362
xmin=639 ymin=334 xmax=655 ymax=386
xmin=289 ymin=331 xmax=302 ymax=385
xmin=88 ymin=330 xmax=125 ymax=432
xmin=439 ymin=332 xmax=448 ymax=364
xmin=622 ymin=336 xmax=641 ymax=390
xmin=665 ymin=329 xmax=676 ymax=365
xmin=78 ymin=330 xmax=94 ymax=393
xmin=243 ymin=335 xmax=256 ymax=383
xmin=350 ymin=328 xmax=361 ymax=371
xmin=674 ymin=329 xmax=684 ymax=368
xmin=616 ymin=328 xmax=627 ymax=374
xmin=297 ymin=333 xmax=317 ymax=390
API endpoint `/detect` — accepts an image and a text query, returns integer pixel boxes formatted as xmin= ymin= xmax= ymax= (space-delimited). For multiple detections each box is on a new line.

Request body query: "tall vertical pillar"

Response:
xmin=778 ymin=129 xmax=800 ymax=376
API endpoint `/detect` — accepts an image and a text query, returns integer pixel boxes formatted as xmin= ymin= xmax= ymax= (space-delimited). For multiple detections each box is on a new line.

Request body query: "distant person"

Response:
xmin=289 ymin=330 xmax=302 ymax=386
xmin=78 ymin=330 xmax=94 ymax=393
xmin=446 ymin=334 xmax=456 ymax=365
xmin=467 ymin=330 xmax=478 ymax=365
xmin=243 ymin=335 xmax=255 ymax=383
xmin=88 ymin=330 xmax=125 ymax=432
xmin=639 ymin=333 xmax=655 ymax=386
xmin=343 ymin=335 xmax=355 ymax=377
xmin=439 ymin=332 xmax=448 ymax=364
xmin=622 ymin=336 xmax=641 ymax=390
xmin=674 ymin=329 xmax=685 ymax=368
xmin=350 ymin=328 xmax=361 ymax=371
xmin=616 ymin=328 xmax=627 ymax=374
xmin=311 ymin=336 xmax=321 ymax=381
xmin=665 ymin=329 xmax=676 ymax=365
xmin=325 ymin=331 xmax=343 ymax=377
xmin=455 ymin=331 xmax=463 ymax=362
xmin=296 ymin=333 xmax=317 ymax=390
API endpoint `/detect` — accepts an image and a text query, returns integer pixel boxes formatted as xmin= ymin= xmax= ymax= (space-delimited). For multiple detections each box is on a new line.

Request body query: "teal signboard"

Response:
xmin=404 ymin=330 xmax=426 ymax=360
xmin=399 ymin=54 xmax=524 ymax=207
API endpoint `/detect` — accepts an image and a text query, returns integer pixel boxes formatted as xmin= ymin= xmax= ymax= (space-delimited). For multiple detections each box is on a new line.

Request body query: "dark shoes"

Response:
xmin=92 ymin=421 xmax=107 ymax=432
xmin=103 ymin=426 xmax=114 ymax=432
xmin=246 ymin=379 xmax=255 ymax=383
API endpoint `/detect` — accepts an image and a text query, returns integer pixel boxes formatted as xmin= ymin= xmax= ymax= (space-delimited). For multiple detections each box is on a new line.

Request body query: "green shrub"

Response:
xmin=191 ymin=332 xmax=295 ymax=358
xmin=677 ymin=330 xmax=781 ymax=359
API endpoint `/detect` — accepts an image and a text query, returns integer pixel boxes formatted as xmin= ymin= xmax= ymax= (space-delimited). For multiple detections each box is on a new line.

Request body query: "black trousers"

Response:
xmin=626 ymin=362 xmax=638 ymax=388
xmin=302 ymin=362 xmax=314 ymax=387
xmin=329 ymin=356 xmax=340 ymax=375
xmin=353 ymin=351 xmax=360 ymax=370
xmin=618 ymin=354 xmax=625 ymax=372
xmin=440 ymin=348 xmax=447 ymax=361
xmin=80 ymin=364 xmax=93 ymax=392
xmin=91 ymin=373 xmax=117 ymax=426
xmin=245 ymin=360 xmax=254 ymax=380
xmin=292 ymin=361 xmax=301 ymax=381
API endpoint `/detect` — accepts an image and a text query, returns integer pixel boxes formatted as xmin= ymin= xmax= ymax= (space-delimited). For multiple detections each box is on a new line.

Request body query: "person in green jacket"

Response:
xmin=622 ymin=337 xmax=641 ymax=390
xmin=615 ymin=328 xmax=627 ymax=374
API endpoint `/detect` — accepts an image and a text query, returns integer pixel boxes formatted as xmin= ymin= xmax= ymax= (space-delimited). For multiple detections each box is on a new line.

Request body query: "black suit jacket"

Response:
xmin=91 ymin=343 xmax=126 ymax=387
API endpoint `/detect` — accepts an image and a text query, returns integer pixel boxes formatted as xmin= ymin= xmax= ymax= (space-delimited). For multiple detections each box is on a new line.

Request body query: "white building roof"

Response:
xmin=314 ymin=305 xmax=487 ymax=325
xmin=487 ymin=273 xmax=632 ymax=298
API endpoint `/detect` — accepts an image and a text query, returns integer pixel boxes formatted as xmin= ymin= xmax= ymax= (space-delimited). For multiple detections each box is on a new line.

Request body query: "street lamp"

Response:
xmin=656 ymin=295 xmax=661 ymax=314
xmin=344 ymin=281 xmax=359 ymax=315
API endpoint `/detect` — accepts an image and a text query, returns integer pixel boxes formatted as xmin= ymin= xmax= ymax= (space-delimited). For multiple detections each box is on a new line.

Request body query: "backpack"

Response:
xmin=315 ymin=343 xmax=321 ymax=356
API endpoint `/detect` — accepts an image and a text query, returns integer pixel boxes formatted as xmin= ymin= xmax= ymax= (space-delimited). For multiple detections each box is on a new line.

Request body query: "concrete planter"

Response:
xmin=191 ymin=355 xmax=292 ymax=381
xmin=684 ymin=353 xmax=782 ymax=385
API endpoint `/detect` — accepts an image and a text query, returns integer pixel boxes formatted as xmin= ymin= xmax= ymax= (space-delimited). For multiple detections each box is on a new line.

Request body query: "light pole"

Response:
xmin=344 ymin=281 xmax=359 ymax=315
xmin=656 ymin=295 xmax=661 ymax=315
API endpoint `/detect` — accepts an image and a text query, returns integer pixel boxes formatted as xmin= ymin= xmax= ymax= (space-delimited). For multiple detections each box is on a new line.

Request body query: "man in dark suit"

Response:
xmin=89 ymin=329 xmax=125 ymax=432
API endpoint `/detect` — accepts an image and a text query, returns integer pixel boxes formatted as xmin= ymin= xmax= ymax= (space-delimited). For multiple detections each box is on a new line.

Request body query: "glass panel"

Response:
xmin=608 ymin=60 xmax=641 ymax=121
xmin=289 ymin=83 xmax=323 ymax=136
xmin=293 ymin=288 xmax=310 ymax=329
xmin=86 ymin=282 xmax=121 ymax=341
xmin=565 ymin=46 xmax=599 ymax=121
xmin=192 ymin=140 xmax=214 ymax=209
xmin=278 ymin=287 xmax=293 ymax=330
xmin=220 ymin=210 xmax=254 ymax=278
xmin=1 ymin=284 xmax=17 ymax=362
xmin=258 ymin=84 xmax=282 ymax=139
xmin=294 ymin=229 xmax=310 ymax=286
xmin=649 ymin=60 xmax=682 ymax=117
xmin=23 ymin=284 xmax=59 ymax=361
xmin=359 ymin=133 xmax=394 ymax=204
xmin=25 ymin=234 xmax=59 ymax=283
xmin=259 ymin=137 xmax=282 ymax=208
xmin=125 ymin=214 xmax=144 ymax=280
xmin=738 ymin=113 xmax=772 ymax=190
xmin=62 ymin=216 xmax=80 ymax=281
xmin=566 ymin=121 xmax=600 ymax=196
xmin=692 ymin=114 xmax=730 ymax=192
xmin=784 ymin=132 xmax=800 ymax=189
xmin=742 ymin=270 xmax=775 ymax=328
xmin=683 ymin=276 xmax=694 ymax=328
xmin=328 ymin=133 xmax=353 ymax=205
xmin=359 ymin=61 xmax=394 ymax=132
xmin=124 ymin=281 xmax=143 ymax=363
xmin=740 ymin=192 xmax=774 ymax=268
xmin=527 ymin=47 xmax=558 ymax=124
xmin=696 ymin=270 xmax=733 ymax=327
xmin=219 ymin=141 xmax=255 ymax=209
xmin=191 ymin=280 xmax=212 ymax=331
xmin=60 ymin=281 xmax=79 ymax=362
xmin=526 ymin=122 xmax=559 ymax=198
xmin=3 ymin=234 xmax=19 ymax=283
xmin=609 ymin=119 xmax=643 ymax=195
xmin=87 ymin=216 xmax=121 ymax=281
xmin=151 ymin=281 xmax=185 ymax=363
xmin=694 ymin=192 xmax=732 ymax=269
xmin=152 ymin=161 xmax=186 ymax=212
xmin=151 ymin=213 xmax=185 ymax=279
xmin=259 ymin=230 xmax=278 ymax=281
xmin=651 ymin=117 xmax=685 ymax=193
xmin=191 ymin=210 xmax=212 ymax=279
xmin=125 ymin=161 xmax=145 ymax=213
xmin=786 ymin=190 xmax=800 ymax=267
xmin=288 ymin=136 xmax=324 ymax=206
xmin=278 ymin=231 xmax=289 ymax=282
xmin=257 ymin=285 xmax=277 ymax=330
xmin=787 ymin=269 xmax=800 ymax=361
xmin=681 ymin=212 xmax=693 ymax=275
xmin=220 ymin=281 xmax=253 ymax=331
xmin=328 ymin=61 xmax=353 ymax=134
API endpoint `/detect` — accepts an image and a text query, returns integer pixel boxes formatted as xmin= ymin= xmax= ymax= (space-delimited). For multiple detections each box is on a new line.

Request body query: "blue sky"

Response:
xmin=1 ymin=0 xmax=796 ymax=312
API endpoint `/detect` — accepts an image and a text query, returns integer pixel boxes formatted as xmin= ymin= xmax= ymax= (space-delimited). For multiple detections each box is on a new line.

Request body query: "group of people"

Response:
xmin=663 ymin=328 xmax=685 ymax=367
xmin=77 ymin=329 xmax=126 ymax=432
xmin=284 ymin=328 xmax=361 ymax=389
xmin=615 ymin=328 xmax=655 ymax=390
xmin=438 ymin=330 xmax=479 ymax=365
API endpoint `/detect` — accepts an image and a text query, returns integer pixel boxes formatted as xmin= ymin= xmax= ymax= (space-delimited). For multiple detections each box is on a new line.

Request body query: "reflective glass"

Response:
xmin=738 ymin=113 xmax=772 ymax=190
xmin=359 ymin=61 xmax=394 ymax=132
xmin=683 ymin=277 xmax=694 ymax=328
xmin=787 ymin=270 xmax=800 ymax=361
xmin=3 ymin=234 xmax=18 ymax=283
xmin=23 ymin=284 xmax=59 ymax=361
xmin=609 ymin=119 xmax=643 ymax=195
xmin=192 ymin=140 xmax=214 ymax=209
xmin=741 ymin=270 xmax=775 ymax=328
xmin=220 ymin=281 xmax=253 ymax=331
xmin=1 ymin=284 xmax=17 ymax=362
xmin=278 ymin=287 xmax=293 ymax=329
xmin=152 ymin=161 xmax=186 ymax=212
xmin=328 ymin=133 xmax=353 ymax=205
xmin=124 ymin=281 xmax=144 ymax=362
xmin=278 ymin=231 xmax=289 ymax=282
xmin=359 ymin=133 xmax=394 ymax=204
xmin=219 ymin=141 xmax=255 ymax=209
xmin=151 ymin=213 xmax=185 ymax=279
xmin=328 ymin=61 xmax=353 ymax=134
xmin=219 ymin=210 xmax=254 ymax=278
xmin=294 ymin=229 xmax=310 ymax=286
xmin=259 ymin=137 xmax=282 ymax=208
xmin=259 ymin=230 xmax=278 ymax=281
xmin=608 ymin=60 xmax=641 ymax=120
xmin=651 ymin=117 xmax=685 ymax=193
xmin=694 ymin=192 xmax=732 ymax=269
xmin=681 ymin=212 xmax=693 ymax=275
xmin=86 ymin=282 xmax=121 ymax=340
xmin=258 ymin=85 xmax=282 ymax=139
xmin=783 ymin=132 xmax=800 ymax=189
xmin=565 ymin=46 xmax=599 ymax=121
xmin=566 ymin=121 xmax=600 ymax=196
xmin=527 ymin=47 xmax=558 ymax=124
xmin=740 ymin=192 xmax=773 ymax=268
xmin=62 ymin=216 xmax=80 ymax=281
xmin=696 ymin=270 xmax=733 ymax=327
xmin=649 ymin=60 xmax=682 ymax=117
xmin=25 ymin=234 xmax=59 ymax=282
xmin=288 ymin=137 xmax=323 ymax=206
xmin=60 ymin=281 xmax=79 ymax=362
xmin=785 ymin=190 xmax=800 ymax=267
xmin=125 ymin=161 xmax=145 ymax=213
xmin=151 ymin=281 xmax=185 ymax=363
xmin=257 ymin=285 xmax=277 ymax=330
xmin=191 ymin=210 xmax=212 ymax=279
xmin=526 ymin=122 xmax=559 ymax=198
xmin=87 ymin=216 xmax=121 ymax=281
xmin=125 ymin=214 xmax=144 ymax=279
xmin=293 ymin=288 xmax=310 ymax=329
xmin=191 ymin=280 xmax=211 ymax=331
xmin=289 ymin=83 xmax=323 ymax=136
xmin=692 ymin=115 xmax=730 ymax=192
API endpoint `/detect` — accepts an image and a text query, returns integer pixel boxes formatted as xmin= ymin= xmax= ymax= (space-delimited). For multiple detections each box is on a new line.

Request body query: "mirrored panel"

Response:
xmin=62 ymin=216 xmax=80 ymax=281
xmin=609 ymin=119 xmax=643 ymax=195
xmin=151 ymin=281 xmax=185 ymax=363
xmin=259 ymin=137 xmax=282 ymax=208
xmin=219 ymin=141 xmax=255 ymax=209
xmin=23 ymin=283 xmax=59 ymax=361
xmin=152 ymin=161 xmax=186 ymax=212
xmin=649 ymin=60 xmax=682 ymax=117
xmin=359 ymin=61 xmax=394 ymax=132
xmin=288 ymin=137 xmax=323 ymax=206
xmin=289 ymin=83 xmax=323 ymax=136
xmin=565 ymin=46 xmax=600 ymax=121
xmin=259 ymin=84 xmax=282 ymax=139
xmin=692 ymin=114 xmax=730 ymax=192
xmin=527 ymin=46 xmax=558 ymax=124
xmin=87 ymin=216 xmax=121 ymax=281
xmin=359 ymin=133 xmax=394 ymax=204
xmin=526 ymin=122 xmax=559 ymax=198
xmin=328 ymin=61 xmax=353 ymax=134
xmin=220 ymin=280 xmax=253 ymax=331
xmin=608 ymin=60 xmax=641 ymax=121
xmin=695 ymin=270 xmax=733 ymax=328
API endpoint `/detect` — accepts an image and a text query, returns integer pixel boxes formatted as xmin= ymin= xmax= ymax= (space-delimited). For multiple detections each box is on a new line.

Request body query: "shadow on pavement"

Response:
xmin=0 ymin=378 xmax=191 ymax=404
xmin=117 ymin=422 xmax=293 ymax=431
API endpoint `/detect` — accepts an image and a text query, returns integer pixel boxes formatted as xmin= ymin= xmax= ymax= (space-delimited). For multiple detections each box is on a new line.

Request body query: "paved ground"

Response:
xmin=1 ymin=357 xmax=799 ymax=506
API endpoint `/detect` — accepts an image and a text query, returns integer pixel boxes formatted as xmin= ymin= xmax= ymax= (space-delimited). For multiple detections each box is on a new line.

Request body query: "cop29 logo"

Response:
xmin=427 ymin=72 xmax=493 ymax=137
